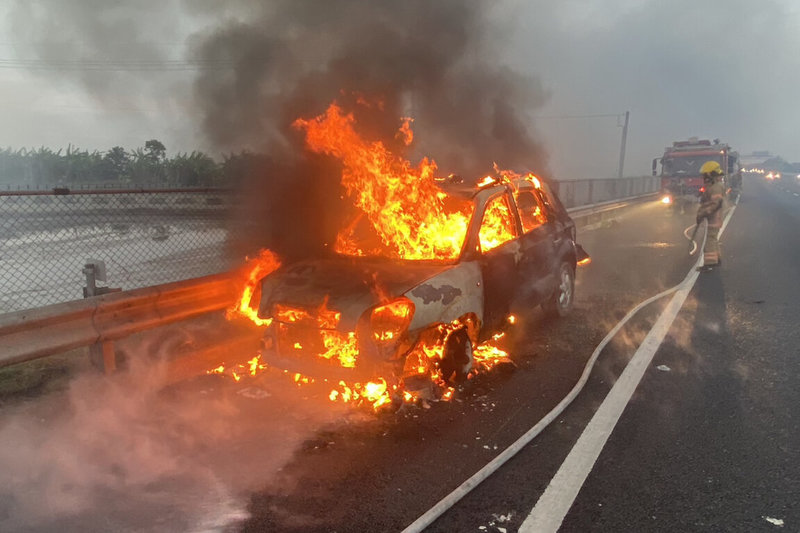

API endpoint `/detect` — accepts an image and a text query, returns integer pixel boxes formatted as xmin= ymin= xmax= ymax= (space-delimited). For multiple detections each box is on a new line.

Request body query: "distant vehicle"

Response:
xmin=254 ymin=174 xmax=588 ymax=388
xmin=653 ymin=137 xmax=742 ymax=208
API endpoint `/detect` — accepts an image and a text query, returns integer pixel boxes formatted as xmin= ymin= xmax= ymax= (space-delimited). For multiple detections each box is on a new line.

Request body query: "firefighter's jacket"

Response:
xmin=697 ymin=180 xmax=725 ymax=228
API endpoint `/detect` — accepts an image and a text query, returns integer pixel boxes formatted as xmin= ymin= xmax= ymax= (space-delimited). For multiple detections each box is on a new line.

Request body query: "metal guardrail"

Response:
xmin=554 ymin=176 xmax=660 ymax=208
xmin=567 ymin=190 xmax=660 ymax=215
xmin=0 ymin=271 xmax=240 ymax=370
xmin=0 ymin=192 xmax=659 ymax=373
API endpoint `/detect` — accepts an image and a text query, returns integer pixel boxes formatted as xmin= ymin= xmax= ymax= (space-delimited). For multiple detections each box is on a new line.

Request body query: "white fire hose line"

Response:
xmin=402 ymin=199 xmax=738 ymax=533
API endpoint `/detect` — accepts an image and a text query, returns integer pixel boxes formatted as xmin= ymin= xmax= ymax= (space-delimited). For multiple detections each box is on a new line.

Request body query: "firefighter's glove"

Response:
xmin=696 ymin=214 xmax=704 ymax=225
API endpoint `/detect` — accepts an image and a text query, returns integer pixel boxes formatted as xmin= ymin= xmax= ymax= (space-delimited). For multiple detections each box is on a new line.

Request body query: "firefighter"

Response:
xmin=696 ymin=161 xmax=725 ymax=270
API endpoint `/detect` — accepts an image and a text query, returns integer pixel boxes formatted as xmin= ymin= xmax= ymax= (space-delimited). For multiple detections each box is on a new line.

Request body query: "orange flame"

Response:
xmin=320 ymin=331 xmax=358 ymax=368
xmin=217 ymin=103 xmax=525 ymax=411
xmin=227 ymin=249 xmax=281 ymax=326
xmin=294 ymin=103 xmax=472 ymax=260
xmin=274 ymin=296 xmax=341 ymax=329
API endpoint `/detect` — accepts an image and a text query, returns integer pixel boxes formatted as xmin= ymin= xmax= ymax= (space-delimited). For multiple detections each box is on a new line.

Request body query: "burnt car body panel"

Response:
xmin=259 ymin=257 xmax=457 ymax=331
xmin=256 ymin=176 xmax=585 ymax=381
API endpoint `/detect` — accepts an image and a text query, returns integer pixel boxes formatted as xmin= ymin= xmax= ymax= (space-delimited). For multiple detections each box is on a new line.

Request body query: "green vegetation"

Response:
xmin=0 ymin=349 xmax=87 ymax=401
xmin=0 ymin=140 xmax=261 ymax=188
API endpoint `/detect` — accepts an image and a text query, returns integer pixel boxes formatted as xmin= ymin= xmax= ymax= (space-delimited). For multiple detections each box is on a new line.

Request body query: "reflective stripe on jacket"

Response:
xmin=697 ymin=181 xmax=725 ymax=228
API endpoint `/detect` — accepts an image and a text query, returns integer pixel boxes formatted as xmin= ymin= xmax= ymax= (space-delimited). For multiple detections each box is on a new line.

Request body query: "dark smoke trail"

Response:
xmin=187 ymin=0 xmax=550 ymax=259
xmin=190 ymin=1 xmax=549 ymax=171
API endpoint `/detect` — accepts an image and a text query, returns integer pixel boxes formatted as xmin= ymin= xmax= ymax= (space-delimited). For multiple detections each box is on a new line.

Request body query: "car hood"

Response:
xmin=259 ymin=256 xmax=454 ymax=329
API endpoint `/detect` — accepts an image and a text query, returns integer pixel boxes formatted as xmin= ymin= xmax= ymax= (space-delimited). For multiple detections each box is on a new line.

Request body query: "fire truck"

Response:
xmin=652 ymin=137 xmax=741 ymax=208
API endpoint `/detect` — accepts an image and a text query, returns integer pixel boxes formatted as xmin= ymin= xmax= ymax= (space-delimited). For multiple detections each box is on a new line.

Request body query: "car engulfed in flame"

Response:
xmin=254 ymin=173 xmax=588 ymax=401
xmin=221 ymin=101 xmax=588 ymax=409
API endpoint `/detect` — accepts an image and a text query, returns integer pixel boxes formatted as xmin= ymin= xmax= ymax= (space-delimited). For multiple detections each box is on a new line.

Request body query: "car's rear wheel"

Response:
xmin=543 ymin=261 xmax=575 ymax=317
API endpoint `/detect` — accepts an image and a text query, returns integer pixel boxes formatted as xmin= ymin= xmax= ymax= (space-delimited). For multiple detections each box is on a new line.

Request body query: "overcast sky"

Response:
xmin=1 ymin=0 xmax=798 ymax=180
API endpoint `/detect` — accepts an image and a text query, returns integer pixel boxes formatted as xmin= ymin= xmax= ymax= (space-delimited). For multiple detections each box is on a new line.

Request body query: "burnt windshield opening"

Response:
xmin=333 ymin=192 xmax=475 ymax=262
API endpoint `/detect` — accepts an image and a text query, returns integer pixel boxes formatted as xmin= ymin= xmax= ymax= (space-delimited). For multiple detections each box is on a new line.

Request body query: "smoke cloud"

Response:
xmin=187 ymin=0 xmax=549 ymax=175
xmin=0 ymin=319 xmax=351 ymax=531
xmin=183 ymin=0 xmax=550 ymax=259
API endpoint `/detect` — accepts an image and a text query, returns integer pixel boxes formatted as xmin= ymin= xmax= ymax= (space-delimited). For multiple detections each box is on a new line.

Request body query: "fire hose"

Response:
xmin=684 ymin=219 xmax=705 ymax=256
xmin=401 ymin=201 xmax=738 ymax=533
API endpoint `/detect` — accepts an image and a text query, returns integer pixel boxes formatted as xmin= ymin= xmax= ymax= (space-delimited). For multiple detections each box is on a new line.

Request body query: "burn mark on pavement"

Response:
xmin=411 ymin=284 xmax=462 ymax=305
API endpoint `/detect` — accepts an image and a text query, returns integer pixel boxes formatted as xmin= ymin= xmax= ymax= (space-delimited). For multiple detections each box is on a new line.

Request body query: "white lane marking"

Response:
xmin=519 ymin=264 xmax=698 ymax=532
xmin=519 ymin=201 xmax=738 ymax=533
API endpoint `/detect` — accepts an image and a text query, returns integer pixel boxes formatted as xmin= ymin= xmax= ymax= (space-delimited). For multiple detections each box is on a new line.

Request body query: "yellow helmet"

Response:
xmin=700 ymin=161 xmax=723 ymax=176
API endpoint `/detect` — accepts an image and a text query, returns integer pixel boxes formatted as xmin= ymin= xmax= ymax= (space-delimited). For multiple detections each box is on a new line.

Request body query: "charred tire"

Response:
xmin=543 ymin=261 xmax=575 ymax=318
xmin=439 ymin=327 xmax=474 ymax=385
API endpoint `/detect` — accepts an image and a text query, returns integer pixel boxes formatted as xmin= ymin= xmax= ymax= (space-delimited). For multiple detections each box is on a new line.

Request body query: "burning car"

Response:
xmin=252 ymin=172 xmax=588 ymax=393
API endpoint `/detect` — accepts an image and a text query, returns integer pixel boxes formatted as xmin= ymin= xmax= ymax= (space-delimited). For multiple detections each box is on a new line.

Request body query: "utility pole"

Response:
xmin=617 ymin=110 xmax=629 ymax=179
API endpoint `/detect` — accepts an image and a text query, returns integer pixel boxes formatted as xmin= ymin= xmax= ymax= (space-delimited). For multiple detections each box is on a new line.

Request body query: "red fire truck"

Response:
xmin=652 ymin=137 xmax=741 ymax=209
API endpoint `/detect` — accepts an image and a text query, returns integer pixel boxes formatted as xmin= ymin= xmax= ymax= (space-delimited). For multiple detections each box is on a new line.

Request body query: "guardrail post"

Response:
xmin=82 ymin=260 xmax=121 ymax=374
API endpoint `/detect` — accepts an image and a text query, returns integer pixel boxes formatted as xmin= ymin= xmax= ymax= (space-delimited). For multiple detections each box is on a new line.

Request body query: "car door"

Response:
xmin=477 ymin=191 xmax=522 ymax=332
xmin=512 ymin=186 xmax=557 ymax=307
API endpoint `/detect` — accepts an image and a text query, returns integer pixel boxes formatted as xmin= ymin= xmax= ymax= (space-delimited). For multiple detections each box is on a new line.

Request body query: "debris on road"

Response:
xmin=763 ymin=516 xmax=784 ymax=527
xmin=656 ymin=364 xmax=671 ymax=372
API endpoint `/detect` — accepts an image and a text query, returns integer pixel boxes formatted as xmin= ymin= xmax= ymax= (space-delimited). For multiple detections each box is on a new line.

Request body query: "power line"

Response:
xmin=533 ymin=113 xmax=623 ymax=120
xmin=0 ymin=58 xmax=273 ymax=71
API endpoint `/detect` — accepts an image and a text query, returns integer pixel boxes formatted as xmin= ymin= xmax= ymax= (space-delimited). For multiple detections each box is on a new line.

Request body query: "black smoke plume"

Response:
xmin=187 ymin=0 xmax=550 ymax=259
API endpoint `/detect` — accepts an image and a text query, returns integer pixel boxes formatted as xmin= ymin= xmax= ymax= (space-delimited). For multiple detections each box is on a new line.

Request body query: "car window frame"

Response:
xmin=476 ymin=189 xmax=520 ymax=255
xmin=512 ymin=182 xmax=548 ymax=234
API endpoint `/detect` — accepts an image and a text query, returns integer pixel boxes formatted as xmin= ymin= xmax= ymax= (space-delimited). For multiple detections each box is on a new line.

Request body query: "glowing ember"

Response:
xmin=293 ymin=373 xmax=314 ymax=385
xmin=206 ymin=354 xmax=268 ymax=380
xmin=274 ymin=296 xmax=341 ymax=329
xmin=327 ymin=378 xmax=394 ymax=411
xmin=320 ymin=330 xmax=358 ymax=368
xmin=473 ymin=342 xmax=511 ymax=371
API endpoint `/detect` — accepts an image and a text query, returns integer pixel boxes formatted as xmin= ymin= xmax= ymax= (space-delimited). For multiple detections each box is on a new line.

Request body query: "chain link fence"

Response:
xmin=1 ymin=188 xmax=236 ymax=314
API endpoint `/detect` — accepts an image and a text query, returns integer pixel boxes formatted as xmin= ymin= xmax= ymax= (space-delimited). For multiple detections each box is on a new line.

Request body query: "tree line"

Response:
xmin=0 ymin=140 xmax=259 ymax=188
